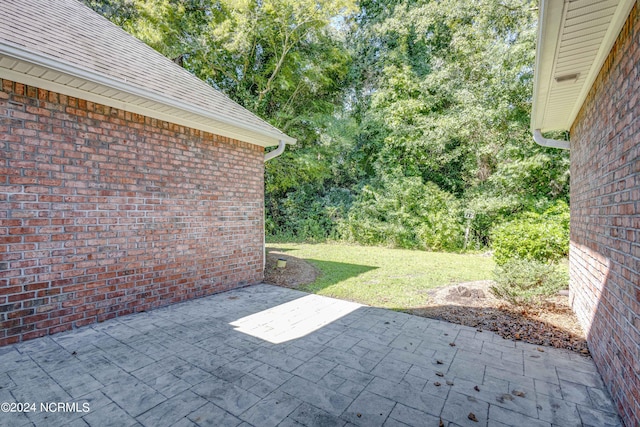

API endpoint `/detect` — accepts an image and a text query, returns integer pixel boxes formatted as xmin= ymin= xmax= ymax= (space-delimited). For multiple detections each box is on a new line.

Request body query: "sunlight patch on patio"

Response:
xmin=229 ymin=294 xmax=363 ymax=343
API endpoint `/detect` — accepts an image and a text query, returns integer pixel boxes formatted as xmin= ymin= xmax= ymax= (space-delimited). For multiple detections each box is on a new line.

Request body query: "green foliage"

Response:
xmin=85 ymin=0 xmax=572 ymax=253
xmin=486 ymin=140 xmax=570 ymax=201
xmin=491 ymin=259 xmax=569 ymax=304
xmin=84 ymin=0 xmax=356 ymax=147
xmin=267 ymin=186 xmax=352 ymax=241
xmin=81 ymin=0 xmax=138 ymax=26
xmin=265 ymin=116 xmax=360 ymax=241
xmin=341 ymin=175 xmax=464 ymax=251
xmin=349 ymin=0 xmax=544 ymax=195
xmin=491 ymin=201 xmax=570 ymax=266
xmin=462 ymin=194 xmax=527 ymax=248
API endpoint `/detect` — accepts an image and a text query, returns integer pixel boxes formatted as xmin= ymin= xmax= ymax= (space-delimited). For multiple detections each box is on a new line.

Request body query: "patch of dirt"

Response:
xmin=264 ymin=253 xmax=589 ymax=356
xmin=409 ymin=281 xmax=589 ymax=356
xmin=427 ymin=280 xmax=500 ymax=307
xmin=263 ymin=249 xmax=320 ymax=288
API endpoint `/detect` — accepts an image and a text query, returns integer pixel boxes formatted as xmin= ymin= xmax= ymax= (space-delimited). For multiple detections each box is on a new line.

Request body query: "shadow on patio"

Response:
xmin=0 ymin=284 xmax=622 ymax=426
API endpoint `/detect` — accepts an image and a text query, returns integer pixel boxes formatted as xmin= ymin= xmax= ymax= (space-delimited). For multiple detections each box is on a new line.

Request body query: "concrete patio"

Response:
xmin=0 ymin=284 xmax=621 ymax=427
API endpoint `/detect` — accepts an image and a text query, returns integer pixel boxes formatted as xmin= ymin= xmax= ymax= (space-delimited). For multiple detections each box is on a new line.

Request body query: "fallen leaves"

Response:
xmin=436 ymin=372 xmax=444 ymax=377
xmin=474 ymin=385 xmax=480 ymax=392
xmin=408 ymin=297 xmax=590 ymax=356
xmin=468 ymin=412 xmax=478 ymax=422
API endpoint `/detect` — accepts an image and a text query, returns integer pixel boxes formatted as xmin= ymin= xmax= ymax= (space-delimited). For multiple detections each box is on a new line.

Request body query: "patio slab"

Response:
xmin=0 ymin=284 xmax=622 ymax=427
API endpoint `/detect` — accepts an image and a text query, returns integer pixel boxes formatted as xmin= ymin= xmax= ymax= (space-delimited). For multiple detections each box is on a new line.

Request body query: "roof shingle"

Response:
xmin=0 ymin=0 xmax=294 ymax=146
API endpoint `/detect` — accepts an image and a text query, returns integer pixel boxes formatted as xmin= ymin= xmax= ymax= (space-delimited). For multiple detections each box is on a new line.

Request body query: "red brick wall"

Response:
xmin=569 ymin=4 xmax=639 ymax=426
xmin=0 ymin=79 xmax=265 ymax=346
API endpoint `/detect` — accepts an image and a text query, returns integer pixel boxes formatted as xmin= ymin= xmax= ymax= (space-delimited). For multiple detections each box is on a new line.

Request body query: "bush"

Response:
xmin=462 ymin=194 xmax=527 ymax=248
xmin=491 ymin=200 xmax=569 ymax=266
xmin=266 ymin=185 xmax=352 ymax=241
xmin=340 ymin=176 xmax=464 ymax=250
xmin=491 ymin=259 xmax=568 ymax=304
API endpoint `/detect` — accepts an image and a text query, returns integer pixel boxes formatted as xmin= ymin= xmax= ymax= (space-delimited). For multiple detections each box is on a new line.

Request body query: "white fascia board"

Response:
xmin=531 ymin=0 xmax=567 ymax=133
xmin=0 ymin=42 xmax=296 ymax=147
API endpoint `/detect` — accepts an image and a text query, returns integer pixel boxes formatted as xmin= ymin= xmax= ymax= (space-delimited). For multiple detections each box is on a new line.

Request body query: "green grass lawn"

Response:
xmin=266 ymin=242 xmax=495 ymax=310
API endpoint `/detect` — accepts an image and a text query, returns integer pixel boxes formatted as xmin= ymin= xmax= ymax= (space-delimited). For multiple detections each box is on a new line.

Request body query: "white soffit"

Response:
xmin=532 ymin=0 xmax=636 ymax=132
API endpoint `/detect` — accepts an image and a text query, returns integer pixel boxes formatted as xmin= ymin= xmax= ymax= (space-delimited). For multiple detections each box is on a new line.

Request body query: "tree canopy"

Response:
xmin=84 ymin=0 xmax=570 ymax=250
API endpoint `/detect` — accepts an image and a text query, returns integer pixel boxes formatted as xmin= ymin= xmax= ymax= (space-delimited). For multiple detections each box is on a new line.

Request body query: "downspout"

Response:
xmin=263 ymin=140 xmax=287 ymax=270
xmin=533 ymin=129 xmax=570 ymax=150
xmin=264 ymin=140 xmax=287 ymax=161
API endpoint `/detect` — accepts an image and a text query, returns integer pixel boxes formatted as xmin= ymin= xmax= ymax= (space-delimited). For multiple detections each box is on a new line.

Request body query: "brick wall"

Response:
xmin=569 ymin=4 xmax=639 ymax=426
xmin=0 ymin=79 xmax=265 ymax=346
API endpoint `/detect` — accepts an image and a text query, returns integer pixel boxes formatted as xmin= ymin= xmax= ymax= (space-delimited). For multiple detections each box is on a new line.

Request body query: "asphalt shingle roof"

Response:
xmin=0 ymin=0 xmax=293 ymax=146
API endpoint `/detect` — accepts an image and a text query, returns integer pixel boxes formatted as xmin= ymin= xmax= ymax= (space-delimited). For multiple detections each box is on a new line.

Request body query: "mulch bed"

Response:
xmin=264 ymin=249 xmax=320 ymax=288
xmin=408 ymin=300 xmax=589 ymax=356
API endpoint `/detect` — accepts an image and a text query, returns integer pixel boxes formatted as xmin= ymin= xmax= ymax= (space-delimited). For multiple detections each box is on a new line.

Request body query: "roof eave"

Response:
xmin=0 ymin=41 xmax=296 ymax=147
xmin=531 ymin=0 xmax=635 ymax=134
xmin=531 ymin=0 xmax=565 ymax=133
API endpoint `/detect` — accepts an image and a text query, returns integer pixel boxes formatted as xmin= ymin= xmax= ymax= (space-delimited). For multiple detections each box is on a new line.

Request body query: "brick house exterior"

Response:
xmin=532 ymin=2 xmax=639 ymax=425
xmin=1 ymin=1 xmax=294 ymax=346
xmin=569 ymin=5 xmax=640 ymax=426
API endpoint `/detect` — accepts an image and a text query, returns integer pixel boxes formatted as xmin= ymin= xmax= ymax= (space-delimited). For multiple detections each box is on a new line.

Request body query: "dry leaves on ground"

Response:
xmin=411 ymin=282 xmax=589 ymax=355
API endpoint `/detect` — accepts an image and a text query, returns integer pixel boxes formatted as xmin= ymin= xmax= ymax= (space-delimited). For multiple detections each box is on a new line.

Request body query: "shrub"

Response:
xmin=460 ymin=195 xmax=523 ymax=248
xmin=491 ymin=259 xmax=568 ymax=304
xmin=267 ymin=185 xmax=352 ymax=241
xmin=491 ymin=200 xmax=569 ymax=266
xmin=341 ymin=176 xmax=464 ymax=250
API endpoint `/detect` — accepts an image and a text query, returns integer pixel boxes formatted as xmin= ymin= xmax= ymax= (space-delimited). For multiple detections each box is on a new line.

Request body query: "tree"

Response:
xmin=349 ymin=0 xmax=550 ymax=194
xmin=83 ymin=0 xmax=571 ymax=248
xmin=83 ymin=0 xmax=359 ymax=240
